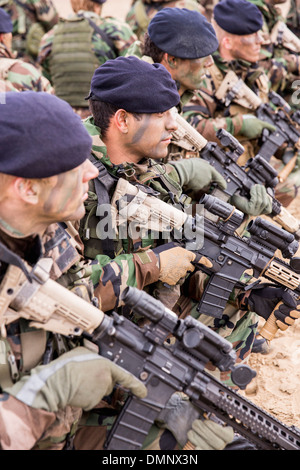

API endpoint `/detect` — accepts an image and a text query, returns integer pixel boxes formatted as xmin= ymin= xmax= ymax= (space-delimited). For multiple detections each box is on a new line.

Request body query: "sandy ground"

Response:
xmin=52 ymin=0 xmax=300 ymax=435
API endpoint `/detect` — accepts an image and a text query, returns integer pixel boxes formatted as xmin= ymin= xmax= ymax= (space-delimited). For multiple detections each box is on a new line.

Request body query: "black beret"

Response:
xmin=0 ymin=7 xmax=12 ymax=33
xmin=91 ymin=0 xmax=107 ymax=3
xmin=0 ymin=91 xmax=92 ymax=178
xmin=214 ymin=0 xmax=263 ymax=35
xmin=88 ymin=56 xmax=180 ymax=113
xmin=148 ymin=8 xmax=219 ymax=59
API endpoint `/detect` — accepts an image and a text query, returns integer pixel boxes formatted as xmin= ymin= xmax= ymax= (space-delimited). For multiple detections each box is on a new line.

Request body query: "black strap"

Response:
xmin=0 ymin=240 xmax=32 ymax=282
xmin=78 ymin=14 xmax=117 ymax=60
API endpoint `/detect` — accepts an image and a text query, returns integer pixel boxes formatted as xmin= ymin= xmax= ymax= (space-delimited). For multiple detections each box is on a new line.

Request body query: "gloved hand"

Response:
xmin=187 ymin=417 xmax=234 ymax=450
xmin=160 ymin=392 xmax=234 ymax=450
xmin=239 ymin=283 xmax=300 ymax=330
xmin=240 ymin=115 xmax=276 ymax=139
xmin=154 ymin=243 xmax=212 ymax=286
xmin=171 ymin=158 xmax=227 ymax=192
xmin=4 ymin=347 xmax=147 ymax=412
xmin=230 ymin=184 xmax=272 ymax=215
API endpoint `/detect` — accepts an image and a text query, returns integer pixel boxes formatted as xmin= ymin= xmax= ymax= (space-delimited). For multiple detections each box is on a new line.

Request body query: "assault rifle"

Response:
xmin=0 ymin=248 xmax=300 ymax=450
xmin=111 ymin=180 xmax=300 ymax=340
xmin=171 ymin=110 xmax=300 ymax=239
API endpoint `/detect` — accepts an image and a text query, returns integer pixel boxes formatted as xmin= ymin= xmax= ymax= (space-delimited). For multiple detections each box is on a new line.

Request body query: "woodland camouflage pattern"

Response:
xmin=1 ymin=0 xmax=58 ymax=58
xmin=0 ymin=42 xmax=53 ymax=91
xmin=125 ymin=0 xmax=206 ymax=39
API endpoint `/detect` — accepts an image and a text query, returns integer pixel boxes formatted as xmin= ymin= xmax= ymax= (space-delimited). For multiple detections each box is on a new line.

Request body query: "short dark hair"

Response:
xmin=142 ymin=32 xmax=165 ymax=63
xmin=89 ymin=100 xmax=142 ymax=139
xmin=89 ymin=100 xmax=119 ymax=138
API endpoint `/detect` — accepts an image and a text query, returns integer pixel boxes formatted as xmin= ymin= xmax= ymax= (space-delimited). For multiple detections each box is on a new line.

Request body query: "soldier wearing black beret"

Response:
xmin=0 ymin=90 xmax=149 ymax=449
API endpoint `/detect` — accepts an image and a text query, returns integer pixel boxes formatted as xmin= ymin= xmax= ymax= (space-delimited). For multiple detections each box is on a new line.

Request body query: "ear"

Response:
xmin=162 ymin=53 xmax=177 ymax=69
xmin=222 ymin=35 xmax=233 ymax=51
xmin=114 ymin=109 xmax=129 ymax=134
xmin=14 ymin=178 xmax=40 ymax=205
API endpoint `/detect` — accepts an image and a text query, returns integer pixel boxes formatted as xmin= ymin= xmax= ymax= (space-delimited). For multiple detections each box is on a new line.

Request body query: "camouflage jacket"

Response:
xmin=38 ymin=11 xmax=138 ymax=83
xmin=0 ymin=42 xmax=53 ymax=92
xmin=125 ymin=0 xmax=205 ymax=40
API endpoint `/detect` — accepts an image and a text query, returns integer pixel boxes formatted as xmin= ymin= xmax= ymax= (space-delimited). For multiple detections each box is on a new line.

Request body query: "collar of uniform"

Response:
xmin=213 ymin=51 xmax=258 ymax=75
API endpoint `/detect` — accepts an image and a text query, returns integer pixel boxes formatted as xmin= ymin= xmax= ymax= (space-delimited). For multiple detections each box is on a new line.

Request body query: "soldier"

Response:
xmin=38 ymin=0 xmax=138 ymax=118
xmin=0 ymin=90 xmax=153 ymax=450
xmin=1 ymin=0 xmax=58 ymax=62
xmin=125 ymin=0 xmax=206 ymax=40
xmin=0 ymin=7 xmax=53 ymax=92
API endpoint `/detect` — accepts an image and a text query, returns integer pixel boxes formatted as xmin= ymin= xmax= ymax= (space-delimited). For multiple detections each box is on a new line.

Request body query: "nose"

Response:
xmin=83 ymin=159 xmax=99 ymax=183
xmin=256 ymin=31 xmax=264 ymax=44
xmin=166 ymin=108 xmax=179 ymax=132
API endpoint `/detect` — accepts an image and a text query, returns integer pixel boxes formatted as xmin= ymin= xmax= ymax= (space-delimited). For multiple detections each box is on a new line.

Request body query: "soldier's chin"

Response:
xmin=65 ymin=204 xmax=86 ymax=223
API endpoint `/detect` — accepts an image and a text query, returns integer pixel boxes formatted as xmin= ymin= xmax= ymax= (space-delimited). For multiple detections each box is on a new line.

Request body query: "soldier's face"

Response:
xmin=40 ymin=159 xmax=98 ymax=222
xmin=229 ymin=31 xmax=264 ymax=63
xmin=126 ymin=108 xmax=178 ymax=161
xmin=173 ymin=56 xmax=214 ymax=92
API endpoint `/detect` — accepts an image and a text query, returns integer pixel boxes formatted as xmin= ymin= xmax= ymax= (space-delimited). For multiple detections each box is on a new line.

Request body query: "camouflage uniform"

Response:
xmin=125 ymin=0 xmax=206 ymax=40
xmin=0 ymin=41 xmax=53 ymax=92
xmin=38 ymin=10 xmax=137 ymax=118
xmin=183 ymin=51 xmax=300 ymax=206
xmin=1 ymin=0 xmax=58 ymax=61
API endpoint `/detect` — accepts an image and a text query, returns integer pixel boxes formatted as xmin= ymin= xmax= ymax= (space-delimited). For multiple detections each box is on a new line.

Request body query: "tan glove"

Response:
xmin=4 ymin=347 xmax=147 ymax=412
xmin=157 ymin=246 xmax=212 ymax=285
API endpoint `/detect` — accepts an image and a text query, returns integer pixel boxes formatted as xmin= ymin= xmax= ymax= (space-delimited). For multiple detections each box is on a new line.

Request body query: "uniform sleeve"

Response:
xmin=7 ymin=61 xmax=54 ymax=93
